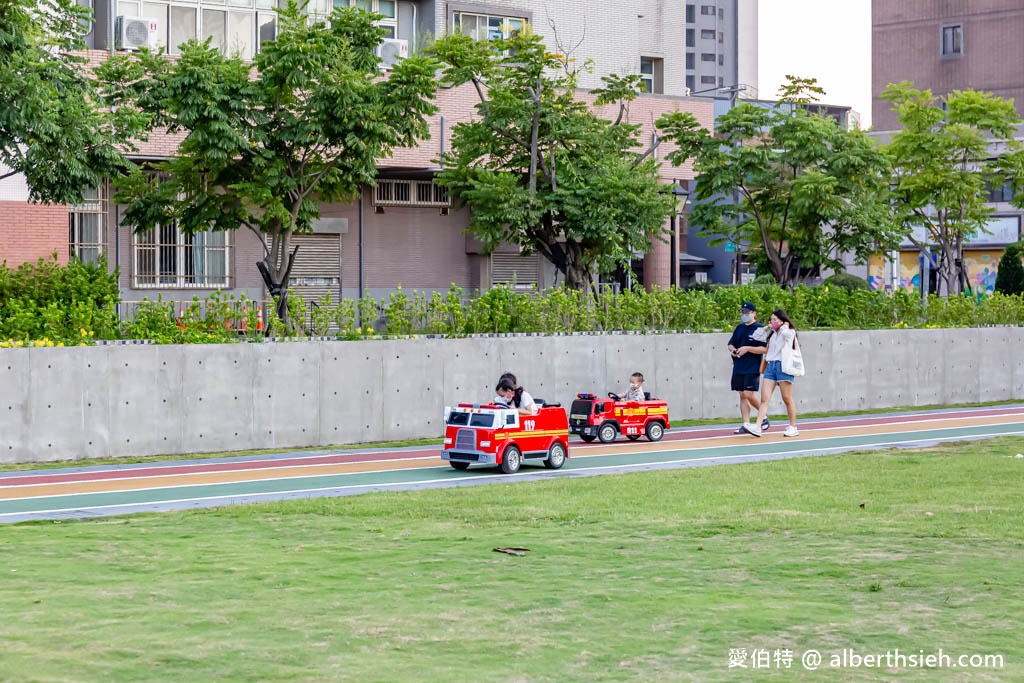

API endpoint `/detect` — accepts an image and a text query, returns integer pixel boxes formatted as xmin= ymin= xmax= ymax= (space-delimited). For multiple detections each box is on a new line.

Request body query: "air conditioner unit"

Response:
xmin=376 ymin=38 xmax=408 ymax=70
xmin=115 ymin=16 xmax=159 ymax=51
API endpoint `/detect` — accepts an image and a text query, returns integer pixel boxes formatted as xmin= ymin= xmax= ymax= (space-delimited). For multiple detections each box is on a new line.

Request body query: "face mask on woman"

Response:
xmin=770 ymin=320 xmax=782 ymax=331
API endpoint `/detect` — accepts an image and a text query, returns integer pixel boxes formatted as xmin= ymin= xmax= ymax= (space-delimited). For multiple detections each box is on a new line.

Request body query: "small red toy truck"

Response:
xmin=569 ymin=392 xmax=669 ymax=443
xmin=442 ymin=402 xmax=569 ymax=474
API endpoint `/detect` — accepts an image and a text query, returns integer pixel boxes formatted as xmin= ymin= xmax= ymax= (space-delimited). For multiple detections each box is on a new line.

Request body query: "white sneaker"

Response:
xmin=784 ymin=426 xmax=800 ymax=437
xmin=742 ymin=422 xmax=762 ymax=437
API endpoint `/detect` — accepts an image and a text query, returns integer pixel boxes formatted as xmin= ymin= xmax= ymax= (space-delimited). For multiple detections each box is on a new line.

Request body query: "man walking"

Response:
xmin=727 ymin=302 xmax=769 ymax=434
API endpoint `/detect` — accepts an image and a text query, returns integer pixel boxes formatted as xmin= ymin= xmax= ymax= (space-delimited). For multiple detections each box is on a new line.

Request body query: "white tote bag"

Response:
xmin=781 ymin=335 xmax=806 ymax=377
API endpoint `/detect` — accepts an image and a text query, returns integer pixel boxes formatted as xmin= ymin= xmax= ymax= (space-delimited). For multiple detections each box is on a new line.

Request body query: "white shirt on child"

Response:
xmin=494 ymin=390 xmax=538 ymax=414
xmin=623 ymin=385 xmax=645 ymax=402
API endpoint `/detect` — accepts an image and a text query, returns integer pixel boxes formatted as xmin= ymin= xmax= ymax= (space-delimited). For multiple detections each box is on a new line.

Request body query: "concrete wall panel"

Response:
xmin=865 ymin=330 xmax=916 ymax=408
xmin=105 ymin=345 xmax=186 ymax=458
xmin=2 ymin=327 xmax=1024 ymax=463
xmin=320 ymin=340 xmax=385 ymax=444
xmin=251 ymin=342 xmax=321 ymax=450
xmin=179 ymin=344 xmax=256 ymax=454
xmin=379 ymin=338 xmax=447 ymax=440
xmin=0 ymin=351 xmax=30 ymax=461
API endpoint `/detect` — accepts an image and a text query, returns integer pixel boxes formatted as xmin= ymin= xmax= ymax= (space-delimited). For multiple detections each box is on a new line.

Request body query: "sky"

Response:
xmin=756 ymin=0 xmax=873 ymax=128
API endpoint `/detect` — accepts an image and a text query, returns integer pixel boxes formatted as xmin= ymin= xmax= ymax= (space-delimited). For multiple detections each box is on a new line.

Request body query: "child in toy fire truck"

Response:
xmin=621 ymin=372 xmax=646 ymax=402
xmin=495 ymin=377 xmax=538 ymax=416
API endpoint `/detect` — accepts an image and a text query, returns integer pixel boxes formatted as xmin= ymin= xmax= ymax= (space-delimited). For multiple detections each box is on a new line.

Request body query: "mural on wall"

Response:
xmin=965 ymin=250 xmax=1002 ymax=293
xmin=868 ymin=253 xmax=885 ymax=291
xmin=868 ymin=249 xmax=1011 ymax=293
xmin=866 ymin=252 xmax=919 ymax=290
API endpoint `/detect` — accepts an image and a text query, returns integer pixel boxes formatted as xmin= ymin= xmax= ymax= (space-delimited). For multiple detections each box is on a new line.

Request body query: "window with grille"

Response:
xmin=374 ymin=179 xmax=450 ymax=207
xmin=133 ymin=224 xmax=230 ymax=288
xmin=69 ymin=186 xmax=106 ymax=265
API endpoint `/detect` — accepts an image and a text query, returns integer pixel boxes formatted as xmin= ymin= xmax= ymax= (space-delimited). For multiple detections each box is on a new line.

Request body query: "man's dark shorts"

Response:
xmin=731 ymin=373 xmax=761 ymax=393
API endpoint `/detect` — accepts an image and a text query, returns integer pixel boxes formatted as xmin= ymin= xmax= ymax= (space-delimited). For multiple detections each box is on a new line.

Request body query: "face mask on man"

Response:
xmin=741 ymin=313 xmax=753 ymax=324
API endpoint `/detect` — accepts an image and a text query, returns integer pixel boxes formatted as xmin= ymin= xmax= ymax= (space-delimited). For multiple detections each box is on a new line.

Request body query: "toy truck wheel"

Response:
xmin=544 ymin=442 xmax=567 ymax=469
xmin=450 ymin=461 xmax=470 ymax=471
xmin=579 ymin=435 xmax=596 ymax=443
xmin=598 ymin=423 xmax=618 ymax=444
xmin=626 ymin=434 xmax=641 ymax=441
xmin=645 ymin=421 xmax=665 ymax=442
xmin=500 ymin=445 xmax=522 ymax=474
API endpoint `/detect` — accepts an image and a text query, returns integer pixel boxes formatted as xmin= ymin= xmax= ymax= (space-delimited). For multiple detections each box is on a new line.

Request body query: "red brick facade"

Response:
xmin=0 ymin=201 xmax=68 ymax=268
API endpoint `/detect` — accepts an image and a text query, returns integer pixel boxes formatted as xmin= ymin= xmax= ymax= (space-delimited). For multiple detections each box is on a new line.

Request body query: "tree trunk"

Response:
xmin=562 ymin=243 xmax=592 ymax=291
xmin=257 ymin=229 xmax=300 ymax=334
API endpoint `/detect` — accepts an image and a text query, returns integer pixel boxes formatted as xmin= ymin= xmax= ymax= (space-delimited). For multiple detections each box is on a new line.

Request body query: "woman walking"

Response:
xmin=742 ymin=309 xmax=800 ymax=438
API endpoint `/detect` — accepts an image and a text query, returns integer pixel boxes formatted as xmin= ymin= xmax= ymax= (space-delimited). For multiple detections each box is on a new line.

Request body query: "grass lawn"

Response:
xmin=1 ymin=439 xmax=1022 ymax=681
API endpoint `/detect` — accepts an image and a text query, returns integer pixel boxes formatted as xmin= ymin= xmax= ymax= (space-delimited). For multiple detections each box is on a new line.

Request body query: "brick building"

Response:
xmin=873 ymin=0 xmax=1024 ymax=132
xmin=1 ymin=0 xmax=714 ymax=313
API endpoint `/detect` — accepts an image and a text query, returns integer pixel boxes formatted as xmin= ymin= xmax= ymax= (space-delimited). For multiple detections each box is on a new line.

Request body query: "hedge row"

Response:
xmin=3 ymin=260 xmax=1023 ymax=345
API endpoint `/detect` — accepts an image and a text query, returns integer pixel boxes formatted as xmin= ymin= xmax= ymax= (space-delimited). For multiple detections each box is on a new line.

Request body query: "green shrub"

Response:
xmin=994 ymin=243 xmax=1024 ymax=296
xmin=0 ymin=256 xmax=120 ymax=344
xmin=825 ymin=272 xmax=871 ymax=291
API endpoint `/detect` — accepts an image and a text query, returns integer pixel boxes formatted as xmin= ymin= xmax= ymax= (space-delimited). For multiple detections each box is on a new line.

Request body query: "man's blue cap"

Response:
xmin=741 ymin=302 xmax=756 ymax=312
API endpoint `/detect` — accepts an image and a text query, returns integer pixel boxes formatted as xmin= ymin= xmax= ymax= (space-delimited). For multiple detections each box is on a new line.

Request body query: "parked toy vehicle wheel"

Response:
xmin=500 ymin=445 xmax=522 ymax=474
xmin=579 ymin=434 xmax=596 ymax=443
xmin=646 ymin=421 xmax=665 ymax=442
xmin=450 ymin=461 xmax=470 ymax=471
xmin=544 ymin=442 xmax=567 ymax=469
xmin=598 ymin=423 xmax=618 ymax=444
xmin=626 ymin=434 xmax=641 ymax=441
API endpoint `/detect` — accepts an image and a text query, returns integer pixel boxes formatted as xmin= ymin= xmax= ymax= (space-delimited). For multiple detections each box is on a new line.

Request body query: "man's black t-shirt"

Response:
xmin=727 ymin=322 xmax=766 ymax=375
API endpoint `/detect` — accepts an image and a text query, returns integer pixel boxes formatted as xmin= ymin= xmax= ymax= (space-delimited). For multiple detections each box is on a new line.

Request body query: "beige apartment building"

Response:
xmin=1 ymin=1 xmax=716 ymax=315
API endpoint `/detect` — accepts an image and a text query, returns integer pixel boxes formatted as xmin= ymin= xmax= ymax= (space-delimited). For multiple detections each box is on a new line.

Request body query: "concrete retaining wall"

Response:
xmin=1 ymin=328 xmax=1021 ymax=463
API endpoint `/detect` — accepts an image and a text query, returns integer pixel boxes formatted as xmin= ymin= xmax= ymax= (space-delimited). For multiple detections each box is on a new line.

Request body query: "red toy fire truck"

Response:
xmin=442 ymin=402 xmax=569 ymax=474
xmin=569 ymin=392 xmax=669 ymax=443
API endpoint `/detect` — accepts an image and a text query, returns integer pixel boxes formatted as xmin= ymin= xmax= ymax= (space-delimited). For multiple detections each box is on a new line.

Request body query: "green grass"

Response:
xmin=2 ymin=439 xmax=1022 ymax=681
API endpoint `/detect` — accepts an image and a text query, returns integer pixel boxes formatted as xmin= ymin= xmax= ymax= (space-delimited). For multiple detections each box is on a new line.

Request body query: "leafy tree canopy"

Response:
xmin=657 ymin=76 xmax=899 ymax=287
xmin=881 ymin=82 xmax=1024 ymax=295
xmin=98 ymin=2 xmax=439 ymax=327
xmin=0 ymin=0 xmax=132 ymax=203
xmin=431 ymin=29 xmax=674 ymax=291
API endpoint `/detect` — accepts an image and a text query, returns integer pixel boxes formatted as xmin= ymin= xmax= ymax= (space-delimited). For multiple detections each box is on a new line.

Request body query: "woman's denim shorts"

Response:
xmin=764 ymin=360 xmax=795 ymax=383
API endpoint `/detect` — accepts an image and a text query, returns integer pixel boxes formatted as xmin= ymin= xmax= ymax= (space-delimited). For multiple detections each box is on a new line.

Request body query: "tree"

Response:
xmin=657 ymin=76 xmax=899 ymax=288
xmin=430 ymin=30 xmax=674 ymax=291
xmin=100 ymin=3 xmax=438 ymax=329
xmin=994 ymin=242 xmax=1024 ymax=296
xmin=0 ymin=0 xmax=131 ymax=203
xmin=881 ymin=83 xmax=1024 ymax=296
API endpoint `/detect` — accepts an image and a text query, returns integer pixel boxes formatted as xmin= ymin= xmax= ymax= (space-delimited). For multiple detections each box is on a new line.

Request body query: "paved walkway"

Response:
xmin=3 ymin=406 xmax=1023 ymax=522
